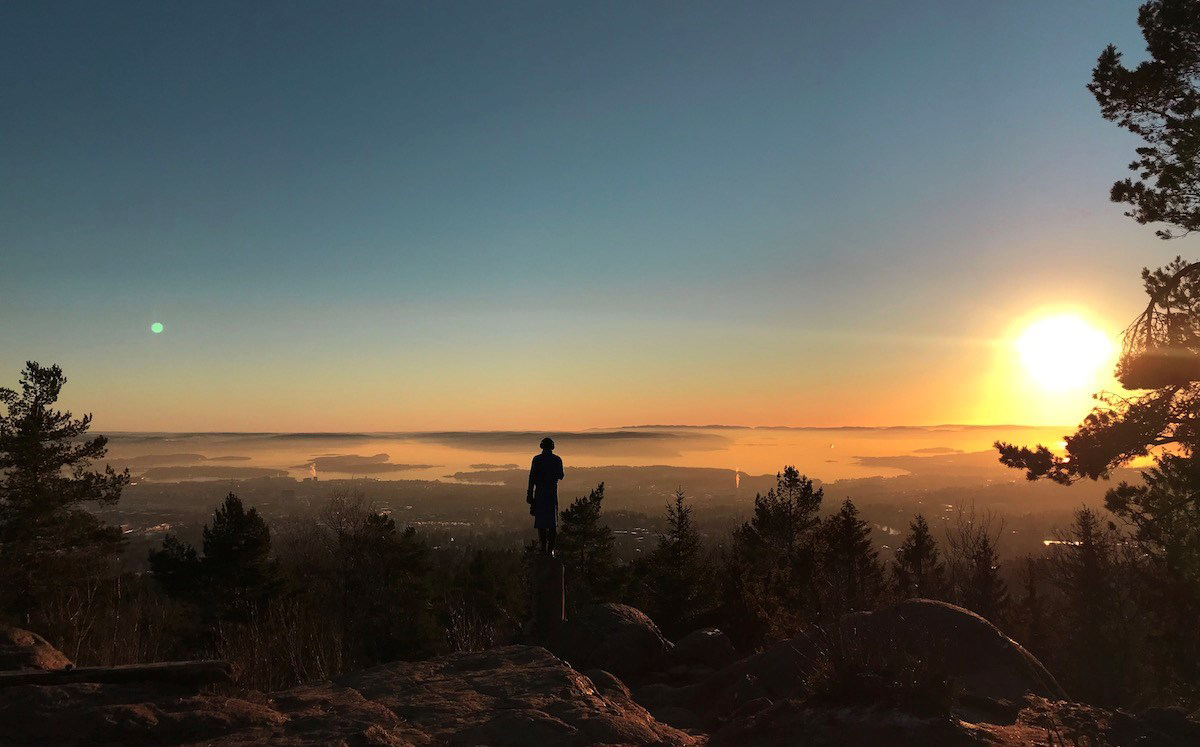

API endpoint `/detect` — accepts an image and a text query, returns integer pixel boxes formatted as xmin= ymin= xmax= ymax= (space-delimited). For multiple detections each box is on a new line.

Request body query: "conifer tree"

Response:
xmin=646 ymin=487 xmax=706 ymax=637
xmin=819 ymin=498 xmax=883 ymax=616
xmin=0 ymin=362 xmax=128 ymax=618
xmin=946 ymin=506 xmax=1009 ymax=624
xmin=203 ymin=494 xmax=276 ymax=601
xmin=1013 ymin=556 xmax=1050 ymax=660
xmin=963 ymin=534 xmax=1009 ymax=624
xmin=1088 ymin=0 xmax=1200 ymax=238
xmin=891 ymin=514 xmax=948 ymax=600
xmin=722 ymin=467 xmax=823 ymax=644
xmin=1047 ymin=507 xmax=1154 ymax=703
xmin=306 ymin=491 xmax=441 ymax=664
xmin=148 ymin=534 xmax=201 ymax=599
xmin=1105 ymin=453 xmax=1200 ymax=684
xmin=150 ymin=493 xmax=278 ymax=621
xmin=344 ymin=514 xmax=438 ymax=662
xmin=558 ymin=483 xmax=618 ymax=610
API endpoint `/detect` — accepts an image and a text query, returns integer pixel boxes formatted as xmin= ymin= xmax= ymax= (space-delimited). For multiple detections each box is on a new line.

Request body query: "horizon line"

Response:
xmin=97 ymin=423 xmax=1072 ymax=435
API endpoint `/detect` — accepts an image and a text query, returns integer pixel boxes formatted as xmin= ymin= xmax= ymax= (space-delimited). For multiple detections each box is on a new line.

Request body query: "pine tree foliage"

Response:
xmin=1106 ymin=454 xmax=1200 ymax=687
xmin=645 ymin=487 xmax=707 ymax=637
xmin=341 ymin=512 xmax=438 ymax=661
xmin=722 ymin=467 xmax=823 ymax=645
xmin=1046 ymin=508 xmax=1143 ymax=705
xmin=819 ymin=498 xmax=883 ymax=616
xmin=1089 ymin=0 xmax=1200 ymax=238
xmin=963 ymin=533 xmax=1008 ymax=624
xmin=946 ymin=506 xmax=1009 ymax=625
xmin=0 ymin=362 xmax=129 ymax=616
xmin=558 ymin=483 xmax=618 ymax=610
xmin=1014 ymin=556 xmax=1050 ymax=660
xmin=891 ymin=514 xmax=948 ymax=600
xmin=203 ymin=494 xmax=276 ymax=600
xmin=150 ymin=493 xmax=278 ymax=621
xmin=148 ymin=534 xmax=200 ymax=599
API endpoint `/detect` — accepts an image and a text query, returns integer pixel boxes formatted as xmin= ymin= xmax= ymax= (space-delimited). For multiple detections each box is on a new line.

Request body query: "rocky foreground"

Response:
xmin=3 ymin=600 xmax=1199 ymax=746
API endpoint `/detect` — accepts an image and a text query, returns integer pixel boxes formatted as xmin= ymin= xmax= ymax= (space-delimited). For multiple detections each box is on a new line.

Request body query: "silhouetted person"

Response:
xmin=527 ymin=437 xmax=564 ymax=554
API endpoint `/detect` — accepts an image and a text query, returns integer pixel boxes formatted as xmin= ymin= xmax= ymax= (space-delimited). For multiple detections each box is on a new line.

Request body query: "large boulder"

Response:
xmin=670 ymin=628 xmax=738 ymax=670
xmin=553 ymin=604 xmax=673 ymax=681
xmin=841 ymin=599 xmax=1067 ymax=709
xmin=0 ymin=627 xmax=72 ymax=671
xmin=640 ymin=599 xmax=1068 ymax=732
xmin=635 ymin=632 xmax=818 ymax=730
xmin=0 ymin=644 xmax=699 ymax=746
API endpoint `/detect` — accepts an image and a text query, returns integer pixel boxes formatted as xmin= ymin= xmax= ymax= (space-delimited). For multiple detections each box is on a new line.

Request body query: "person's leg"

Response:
xmin=546 ymin=527 xmax=556 ymax=555
xmin=538 ymin=527 xmax=548 ymax=553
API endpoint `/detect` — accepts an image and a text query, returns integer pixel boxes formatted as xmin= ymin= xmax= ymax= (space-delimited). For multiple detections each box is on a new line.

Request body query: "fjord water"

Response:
xmin=101 ymin=425 xmax=1071 ymax=483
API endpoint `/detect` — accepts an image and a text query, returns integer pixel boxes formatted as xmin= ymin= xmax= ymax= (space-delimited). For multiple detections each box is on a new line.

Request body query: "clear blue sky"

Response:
xmin=0 ymin=1 xmax=1173 ymax=430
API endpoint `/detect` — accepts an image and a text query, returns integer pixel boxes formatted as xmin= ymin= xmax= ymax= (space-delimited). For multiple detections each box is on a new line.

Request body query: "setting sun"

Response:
xmin=1015 ymin=314 xmax=1116 ymax=392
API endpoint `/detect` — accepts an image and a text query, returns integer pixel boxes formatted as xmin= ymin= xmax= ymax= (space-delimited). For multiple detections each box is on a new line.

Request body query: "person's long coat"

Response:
xmin=528 ymin=452 xmax=564 ymax=528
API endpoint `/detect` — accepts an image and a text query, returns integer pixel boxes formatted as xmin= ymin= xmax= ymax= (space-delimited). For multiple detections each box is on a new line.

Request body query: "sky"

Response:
xmin=0 ymin=1 xmax=1181 ymax=431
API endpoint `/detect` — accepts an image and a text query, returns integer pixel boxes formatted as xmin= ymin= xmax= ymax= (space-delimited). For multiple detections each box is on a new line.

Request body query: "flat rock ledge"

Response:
xmin=0 ymin=645 xmax=700 ymax=747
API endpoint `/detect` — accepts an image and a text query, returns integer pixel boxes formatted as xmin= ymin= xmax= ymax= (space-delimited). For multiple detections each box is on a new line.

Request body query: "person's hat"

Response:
xmin=540 ymin=437 xmax=555 ymax=450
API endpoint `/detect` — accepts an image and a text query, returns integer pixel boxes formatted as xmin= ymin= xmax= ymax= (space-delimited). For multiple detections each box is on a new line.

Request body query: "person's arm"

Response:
xmin=556 ymin=455 xmax=564 ymax=481
xmin=527 ymin=457 xmax=537 ymax=502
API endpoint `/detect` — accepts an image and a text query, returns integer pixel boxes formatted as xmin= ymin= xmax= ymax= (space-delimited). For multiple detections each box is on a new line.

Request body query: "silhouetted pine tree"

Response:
xmin=963 ymin=533 xmax=1008 ymax=624
xmin=558 ymin=483 xmax=618 ymax=611
xmin=645 ymin=488 xmax=707 ymax=637
xmin=891 ymin=514 xmax=948 ymax=600
xmin=946 ymin=506 xmax=1009 ymax=625
xmin=148 ymin=534 xmax=201 ymax=599
xmin=201 ymin=493 xmax=278 ymax=616
xmin=1048 ymin=508 xmax=1144 ymax=705
xmin=344 ymin=514 xmax=439 ymax=662
xmin=0 ymin=362 xmax=129 ymax=620
xmin=150 ymin=493 xmax=278 ymax=622
xmin=721 ymin=467 xmax=823 ymax=645
xmin=1013 ymin=556 xmax=1050 ymax=661
xmin=1089 ymin=0 xmax=1200 ymax=238
xmin=1106 ymin=454 xmax=1200 ymax=692
xmin=819 ymin=499 xmax=883 ymax=616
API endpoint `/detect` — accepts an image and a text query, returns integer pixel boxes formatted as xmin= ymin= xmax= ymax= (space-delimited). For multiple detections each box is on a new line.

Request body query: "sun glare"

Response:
xmin=1015 ymin=314 xmax=1115 ymax=392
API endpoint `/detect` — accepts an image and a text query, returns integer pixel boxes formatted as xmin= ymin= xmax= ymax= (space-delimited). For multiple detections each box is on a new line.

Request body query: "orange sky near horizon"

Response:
xmin=41 ymin=300 xmax=1127 ymax=435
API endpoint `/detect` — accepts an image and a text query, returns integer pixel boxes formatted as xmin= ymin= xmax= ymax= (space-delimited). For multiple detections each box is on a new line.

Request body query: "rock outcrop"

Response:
xmin=841 ymin=599 xmax=1068 ymax=708
xmin=552 ymin=603 xmax=673 ymax=682
xmin=0 ymin=627 xmax=72 ymax=672
xmin=0 ymin=645 xmax=699 ymax=746
xmin=638 ymin=599 xmax=1069 ymax=732
xmin=668 ymin=628 xmax=737 ymax=671
xmin=635 ymin=631 xmax=818 ymax=730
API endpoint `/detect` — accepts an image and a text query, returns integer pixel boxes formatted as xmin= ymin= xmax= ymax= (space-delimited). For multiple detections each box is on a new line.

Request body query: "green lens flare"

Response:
xmin=151 ymin=322 xmax=164 ymax=334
